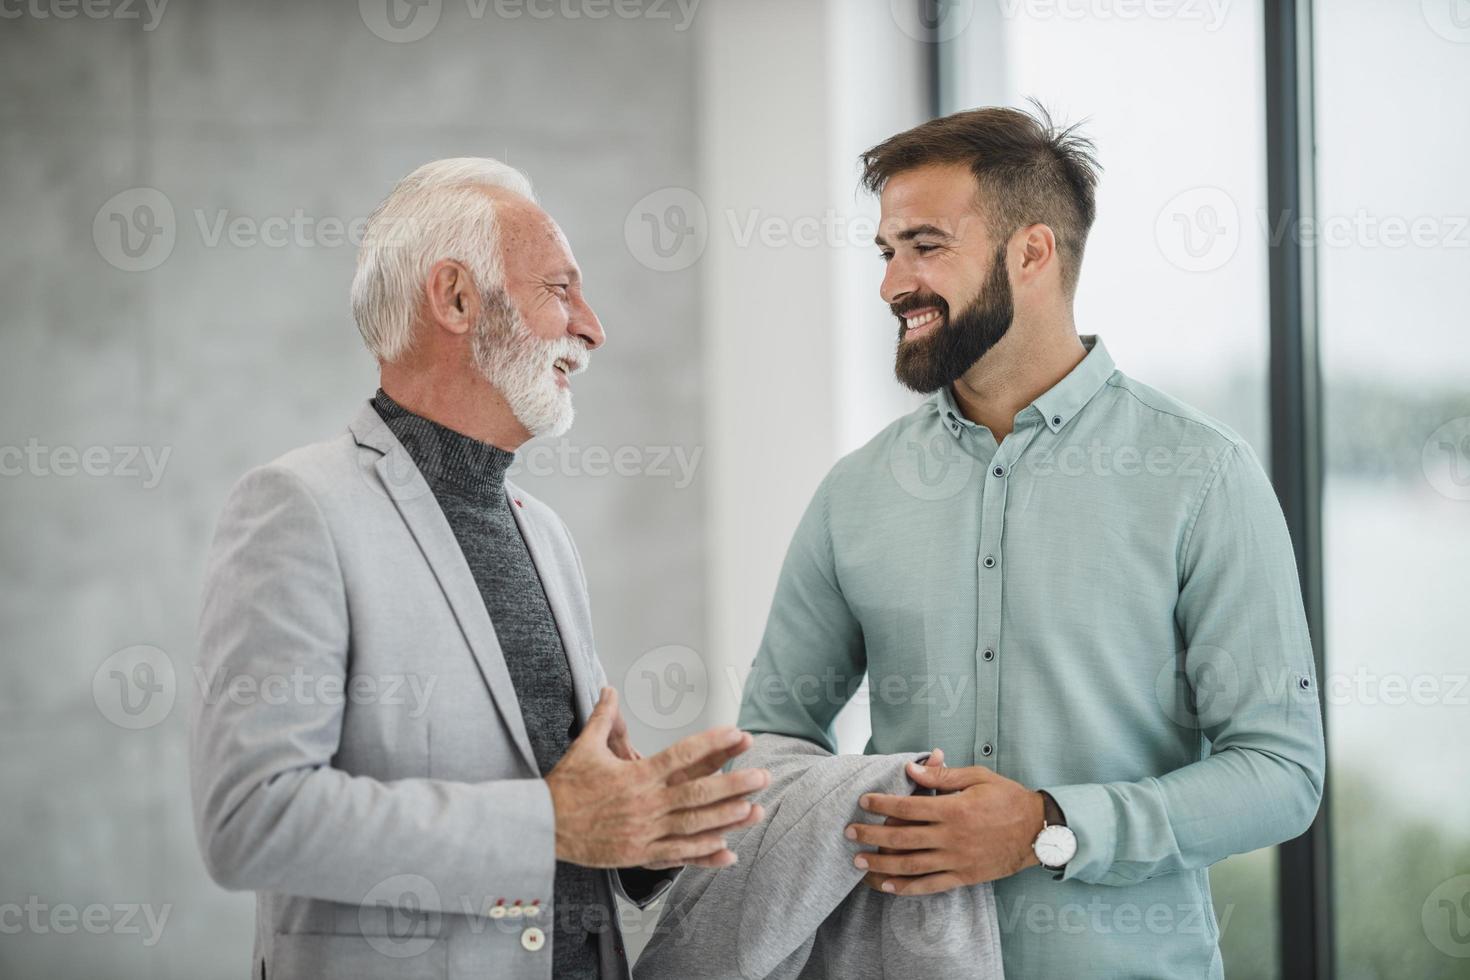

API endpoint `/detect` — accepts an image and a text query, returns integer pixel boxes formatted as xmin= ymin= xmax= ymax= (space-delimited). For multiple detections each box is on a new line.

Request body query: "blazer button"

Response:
xmin=506 ymin=902 xmax=524 ymax=918
xmin=524 ymin=903 xmax=541 ymax=918
xmin=521 ymin=926 xmax=546 ymax=952
xmin=489 ymin=903 xmax=507 ymax=919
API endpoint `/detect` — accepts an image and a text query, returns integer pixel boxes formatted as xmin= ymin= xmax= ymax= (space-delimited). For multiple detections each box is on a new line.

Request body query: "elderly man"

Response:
xmin=190 ymin=158 xmax=767 ymax=980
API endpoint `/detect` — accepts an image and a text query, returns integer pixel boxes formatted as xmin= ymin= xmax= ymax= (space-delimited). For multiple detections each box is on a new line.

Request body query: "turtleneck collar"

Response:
xmin=371 ymin=388 xmax=516 ymax=499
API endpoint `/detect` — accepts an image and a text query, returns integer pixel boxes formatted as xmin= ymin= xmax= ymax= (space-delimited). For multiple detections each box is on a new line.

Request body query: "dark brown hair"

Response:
xmin=860 ymin=99 xmax=1101 ymax=296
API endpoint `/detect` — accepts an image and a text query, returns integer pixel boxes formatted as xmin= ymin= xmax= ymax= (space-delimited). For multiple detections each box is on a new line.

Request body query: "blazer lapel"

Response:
xmin=349 ymin=403 xmax=540 ymax=775
xmin=508 ymin=491 xmax=598 ymax=727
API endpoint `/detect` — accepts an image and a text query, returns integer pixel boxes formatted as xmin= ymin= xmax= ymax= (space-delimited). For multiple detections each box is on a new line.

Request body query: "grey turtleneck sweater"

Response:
xmin=372 ymin=389 xmax=603 ymax=979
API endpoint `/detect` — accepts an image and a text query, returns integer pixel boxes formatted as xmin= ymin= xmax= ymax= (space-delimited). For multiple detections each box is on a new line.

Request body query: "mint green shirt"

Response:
xmin=737 ymin=335 xmax=1325 ymax=978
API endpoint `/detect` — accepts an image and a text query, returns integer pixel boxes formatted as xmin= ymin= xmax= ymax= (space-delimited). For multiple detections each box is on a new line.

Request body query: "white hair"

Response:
xmin=350 ymin=157 xmax=536 ymax=363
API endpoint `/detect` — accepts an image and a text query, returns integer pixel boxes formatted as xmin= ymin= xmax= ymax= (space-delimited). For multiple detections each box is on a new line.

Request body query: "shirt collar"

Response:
xmin=933 ymin=334 xmax=1116 ymax=437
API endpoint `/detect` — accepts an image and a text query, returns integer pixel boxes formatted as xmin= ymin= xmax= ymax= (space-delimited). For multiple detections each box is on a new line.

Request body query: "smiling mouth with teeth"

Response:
xmin=902 ymin=308 xmax=945 ymax=339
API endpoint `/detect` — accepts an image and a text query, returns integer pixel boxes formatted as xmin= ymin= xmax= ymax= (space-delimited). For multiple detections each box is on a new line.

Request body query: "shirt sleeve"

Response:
xmin=736 ymin=473 xmax=868 ymax=752
xmin=1041 ymin=440 xmax=1326 ymax=885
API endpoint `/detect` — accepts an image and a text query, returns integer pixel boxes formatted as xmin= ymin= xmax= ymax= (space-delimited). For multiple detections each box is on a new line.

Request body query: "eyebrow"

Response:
xmin=873 ymin=223 xmax=954 ymax=248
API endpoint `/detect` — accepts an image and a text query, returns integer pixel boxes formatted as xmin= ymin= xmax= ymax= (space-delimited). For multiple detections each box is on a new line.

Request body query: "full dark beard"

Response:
xmin=894 ymin=245 xmax=1014 ymax=393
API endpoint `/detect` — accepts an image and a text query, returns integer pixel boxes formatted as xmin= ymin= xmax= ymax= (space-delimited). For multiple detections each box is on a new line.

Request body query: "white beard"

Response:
xmin=472 ymin=290 xmax=587 ymax=438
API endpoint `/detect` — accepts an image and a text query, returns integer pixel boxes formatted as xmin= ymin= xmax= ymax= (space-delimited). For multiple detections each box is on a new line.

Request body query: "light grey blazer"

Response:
xmin=190 ymin=401 xmax=667 ymax=980
xmin=636 ymin=734 xmax=1004 ymax=980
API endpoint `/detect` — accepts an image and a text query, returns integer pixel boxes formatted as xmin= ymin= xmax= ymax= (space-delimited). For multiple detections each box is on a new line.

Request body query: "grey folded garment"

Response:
xmin=635 ymin=733 xmax=1005 ymax=980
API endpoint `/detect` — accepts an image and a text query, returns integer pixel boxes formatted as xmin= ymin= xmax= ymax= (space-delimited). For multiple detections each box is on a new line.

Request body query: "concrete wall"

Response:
xmin=0 ymin=2 xmax=701 ymax=975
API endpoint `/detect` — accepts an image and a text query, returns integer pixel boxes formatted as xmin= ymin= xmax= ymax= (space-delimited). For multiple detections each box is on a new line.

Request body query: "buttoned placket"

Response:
xmin=945 ymin=405 xmax=1050 ymax=769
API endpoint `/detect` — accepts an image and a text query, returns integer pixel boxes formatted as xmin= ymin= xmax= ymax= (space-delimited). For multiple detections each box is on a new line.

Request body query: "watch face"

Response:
xmin=1035 ymin=825 xmax=1077 ymax=868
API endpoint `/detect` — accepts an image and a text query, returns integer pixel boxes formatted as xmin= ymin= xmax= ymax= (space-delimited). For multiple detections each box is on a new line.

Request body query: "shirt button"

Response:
xmin=521 ymin=926 xmax=545 ymax=952
xmin=983 ymin=555 xmax=996 ymax=568
xmin=981 ymin=742 xmax=994 ymax=757
xmin=992 ymin=465 xmax=1005 ymax=477
xmin=1052 ymin=415 xmax=1063 ymax=426
xmin=983 ymin=648 xmax=995 ymax=662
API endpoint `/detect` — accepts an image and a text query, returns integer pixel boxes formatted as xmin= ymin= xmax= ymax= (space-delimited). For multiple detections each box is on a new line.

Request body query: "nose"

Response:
xmin=880 ymin=253 xmax=916 ymax=307
xmin=572 ymin=294 xmax=605 ymax=351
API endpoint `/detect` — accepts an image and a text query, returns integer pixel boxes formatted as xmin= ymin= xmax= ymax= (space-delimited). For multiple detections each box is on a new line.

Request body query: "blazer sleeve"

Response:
xmin=189 ymin=463 xmax=556 ymax=915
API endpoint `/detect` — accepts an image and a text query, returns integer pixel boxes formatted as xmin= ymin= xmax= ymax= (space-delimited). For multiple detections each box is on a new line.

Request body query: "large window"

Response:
xmin=1315 ymin=2 xmax=1470 ymax=976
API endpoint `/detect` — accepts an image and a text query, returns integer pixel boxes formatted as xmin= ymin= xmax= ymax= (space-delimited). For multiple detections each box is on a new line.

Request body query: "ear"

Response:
xmin=1014 ymin=223 xmax=1058 ymax=285
xmin=423 ymin=259 xmax=479 ymax=338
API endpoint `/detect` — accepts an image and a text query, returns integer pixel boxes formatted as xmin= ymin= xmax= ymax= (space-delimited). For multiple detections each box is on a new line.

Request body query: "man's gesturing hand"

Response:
xmin=846 ymin=761 xmax=1045 ymax=897
xmin=546 ymin=687 xmax=769 ymax=870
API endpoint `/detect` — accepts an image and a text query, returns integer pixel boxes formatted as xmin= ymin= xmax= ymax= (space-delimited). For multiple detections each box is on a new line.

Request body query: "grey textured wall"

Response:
xmin=0 ymin=2 xmax=702 ymax=976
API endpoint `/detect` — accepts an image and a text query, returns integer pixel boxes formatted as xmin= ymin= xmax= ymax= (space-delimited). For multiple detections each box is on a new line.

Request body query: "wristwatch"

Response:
xmin=1032 ymin=791 xmax=1076 ymax=877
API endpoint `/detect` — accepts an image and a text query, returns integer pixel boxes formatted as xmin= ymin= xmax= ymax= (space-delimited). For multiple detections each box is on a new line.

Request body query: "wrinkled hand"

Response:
xmin=547 ymin=687 xmax=768 ymax=870
xmin=847 ymin=758 xmax=1044 ymax=896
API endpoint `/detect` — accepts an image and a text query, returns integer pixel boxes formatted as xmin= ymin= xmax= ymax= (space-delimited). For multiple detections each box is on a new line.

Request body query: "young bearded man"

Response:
xmin=736 ymin=105 xmax=1325 ymax=978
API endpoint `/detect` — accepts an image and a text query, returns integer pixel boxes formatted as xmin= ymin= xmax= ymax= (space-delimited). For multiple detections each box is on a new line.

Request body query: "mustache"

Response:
xmin=890 ymin=294 xmax=950 ymax=322
xmin=545 ymin=337 xmax=591 ymax=375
